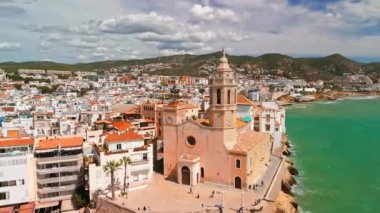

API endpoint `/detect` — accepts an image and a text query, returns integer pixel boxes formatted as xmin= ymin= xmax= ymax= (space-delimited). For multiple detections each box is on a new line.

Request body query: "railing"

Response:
xmin=130 ymin=159 xmax=149 ymax=166
xmin=36 ymin=154 xmax=82 ymax=163
xmin=131 ymin=165 xmax=150 ymax=174
xmin=37 ymin=184 xmax=76 ymax=193
xmin=37 ymin=165 xmax=81 ymax=175
xmin=37 ymin=175 xmax=79 ymax=184
xmin=0 ymin=152 xmax=27 ymax=158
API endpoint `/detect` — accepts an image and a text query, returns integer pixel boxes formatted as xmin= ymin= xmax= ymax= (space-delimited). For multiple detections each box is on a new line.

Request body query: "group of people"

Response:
xmin=252 ymin=180 xmax=265 ymax=190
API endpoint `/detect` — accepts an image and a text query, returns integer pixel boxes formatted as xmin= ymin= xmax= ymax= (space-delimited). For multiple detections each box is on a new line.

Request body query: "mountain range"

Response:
xmin=1 ymin=52 xmax=379 ymax=81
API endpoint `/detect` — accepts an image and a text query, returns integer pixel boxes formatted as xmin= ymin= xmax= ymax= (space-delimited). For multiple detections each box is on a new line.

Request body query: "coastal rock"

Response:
xmin=284 ymin=157 xmax=294 ymax=166
xmin=282 ymin=147 xmax=292 ymax=156
xmin=288 ymin=165 xmax=299 ymax=176
xmin=281 ymin=180 xmax=292 ymax=195
xmin=274 ymin=191 xmax=298 ymax=213
xmin=283 ymin=172 xmax=297 ymax=186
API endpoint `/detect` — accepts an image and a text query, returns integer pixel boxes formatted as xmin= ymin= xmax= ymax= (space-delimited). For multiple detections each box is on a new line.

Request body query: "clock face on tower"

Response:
xmin=166 ymin=116 xmax=174 ymax=124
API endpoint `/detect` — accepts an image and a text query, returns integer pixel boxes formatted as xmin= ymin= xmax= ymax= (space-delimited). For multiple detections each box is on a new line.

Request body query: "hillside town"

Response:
xmin=0 ymin=51 xmax=378 ymax=213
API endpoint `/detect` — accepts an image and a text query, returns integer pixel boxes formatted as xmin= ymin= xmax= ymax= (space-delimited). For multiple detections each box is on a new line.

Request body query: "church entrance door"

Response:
xmin=181 ymin=166 xmax=191 ymax=185
xmin=235 ymin=176 xmax=242 ymax=189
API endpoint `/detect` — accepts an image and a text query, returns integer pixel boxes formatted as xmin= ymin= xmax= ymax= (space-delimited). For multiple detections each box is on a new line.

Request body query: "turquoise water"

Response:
xmin=286 ymin=97 xmax=380 ymax=213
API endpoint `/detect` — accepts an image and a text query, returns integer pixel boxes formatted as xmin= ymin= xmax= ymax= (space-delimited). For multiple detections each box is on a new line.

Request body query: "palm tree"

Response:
xmin=103 ymin=160 xmax=122 ymax=200
xmin=120 ymin=156 xmax=131 ymax=194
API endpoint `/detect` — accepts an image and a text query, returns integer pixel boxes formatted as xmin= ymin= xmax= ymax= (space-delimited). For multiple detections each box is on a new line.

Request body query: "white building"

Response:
xmin=0 ymin=137 xmax=36 ymax=207
xmin=88 ymin=130 xmax=153 ymax=200
xmin=256 ymin=102 xmax=286 ymax=151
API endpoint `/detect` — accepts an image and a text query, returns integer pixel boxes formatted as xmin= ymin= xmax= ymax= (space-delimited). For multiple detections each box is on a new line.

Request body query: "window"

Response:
xmin=217 ymin=89 xmax=221 ymax=104
xmin=266 ymin=114 xmax=270 ymax=123
xmin=17 ymin=179 xmax=25 ymax=185
xmin=227 ymin=90 xmax=231 ymax=104
xmin=186 ymin=136 xmax=196 ymax=147
xmin=265 ymin=124 xmax=271 ymax=131
xmin=143 ymin=153 xmax=148 ymax=161
xmin=116 ymin=144 xmax=122 ymax=150
xmin=133 ymin=175 xmax=138 ymax=182
xmin=0 ymin=192 xmax=9 ymax=200
xmin=0 ymin=180 xmax=16 ymax=188
xmin=201 ymin=167 xmax=204 ymax=178
xmin=236 ymin=159 xmax=241 ymax=168
xmin=210 ymin=89 xmax=213 ymax=103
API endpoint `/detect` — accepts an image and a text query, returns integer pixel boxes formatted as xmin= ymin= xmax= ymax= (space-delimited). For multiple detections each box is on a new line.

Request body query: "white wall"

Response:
xmin=0 ymin=153 xmax=36 ymax=206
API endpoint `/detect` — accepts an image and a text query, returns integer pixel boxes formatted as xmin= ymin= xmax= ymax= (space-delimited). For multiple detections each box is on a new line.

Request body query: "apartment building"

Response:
xmin=88 ymin=130 xmax=153 ymax=200
xmin=0 ymin=137 xmax=36 ymax=208
xmin=34 ymin=136 xmax=83 ymax=204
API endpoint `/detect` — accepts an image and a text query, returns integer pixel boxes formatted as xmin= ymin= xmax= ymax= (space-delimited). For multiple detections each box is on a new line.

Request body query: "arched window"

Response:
xmin=217 ymin=89 xmax=221 ymax=104
xmin=227 ymin=90 xmax=231 ymax=104
xmin=236 ymin=159 xmax=241 ymax=168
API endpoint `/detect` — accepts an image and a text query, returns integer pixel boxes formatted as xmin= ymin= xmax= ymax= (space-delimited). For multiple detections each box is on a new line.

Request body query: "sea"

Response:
xmin=286 ymin=96 xmax=380 ymax=213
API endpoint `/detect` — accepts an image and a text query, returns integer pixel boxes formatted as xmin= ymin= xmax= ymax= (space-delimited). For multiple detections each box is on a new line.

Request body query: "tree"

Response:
xmin=73 ymin=185 xmax=89 ymax=208
xmin=103 ymin=160 xmax=122 ymax=200
xmin=120 ymin=156 xmax=131 ymax=194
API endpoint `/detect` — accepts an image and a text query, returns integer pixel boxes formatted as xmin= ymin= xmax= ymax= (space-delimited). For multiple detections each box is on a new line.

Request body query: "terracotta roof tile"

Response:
xmin=0 ymin=137 xmax=34 ymax=148
xmin=233 ymin=131 xmax=270 ymax=152
xmin=237 ymin=94 xmax=257 ymax=107
xmin=105 ymin=131 xmax=143 ymax=144
xmin=36 ymin=136 xmax=83 ymax=150
xmin=112 ymin=121 xmax=134 ymax=131
xmin=95 ymin=120 xmax=112 ymax=124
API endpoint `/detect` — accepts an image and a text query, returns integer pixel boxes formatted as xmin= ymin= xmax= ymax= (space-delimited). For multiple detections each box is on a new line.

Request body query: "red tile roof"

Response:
xmin=237 ymin=94 xmax=257 ymax=107
xmin=95 ymin=120 xmax=112 ymax=124
xmin=105 ymin=131 xmax=143 ymax=144
xmin=19 ymin=202 xmax=35 ymax=213
xmin=0 ymin=138 xmax=34 ymax=148
xmin=36 ymin=136 xmax=83 ymax=150
xmin=112 ymin=121 xmax=134 ymax=131
xmin=0 ymin=206 xmax=13 ymax=213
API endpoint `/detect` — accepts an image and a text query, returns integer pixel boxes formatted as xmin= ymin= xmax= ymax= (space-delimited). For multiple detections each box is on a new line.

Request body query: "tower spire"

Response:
xmin=222 ymin=48 xmax=226 ymax=58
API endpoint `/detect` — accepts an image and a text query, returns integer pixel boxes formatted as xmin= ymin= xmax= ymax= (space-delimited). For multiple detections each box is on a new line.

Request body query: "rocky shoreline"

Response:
xmin=273 ymin=135 xmax=299 ymax=213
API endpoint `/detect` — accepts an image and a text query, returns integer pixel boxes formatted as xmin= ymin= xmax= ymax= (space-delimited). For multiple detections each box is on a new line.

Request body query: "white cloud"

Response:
xmin=1 ymin=0 xmax=380 ymax=62
xmin=94 ymin=12 xmax=176 ymax=35
xmin=0 ymin=42 xmax=20 ymax=51
xmin=67 ymin=39 xmax=96 ymax=49
xmin=76 ymin=54 xmax=86 ymax=60
xmin=190 ymin=4 xmax=238 ymax=22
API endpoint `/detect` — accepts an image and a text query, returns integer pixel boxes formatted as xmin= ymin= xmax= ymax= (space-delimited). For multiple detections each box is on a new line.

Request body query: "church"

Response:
xmin=163 ymin=51 xmax=271 ymax=190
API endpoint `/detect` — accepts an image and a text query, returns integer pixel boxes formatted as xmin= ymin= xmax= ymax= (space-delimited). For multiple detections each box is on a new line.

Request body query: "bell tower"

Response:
xmin=209 ymin=49 xmax=237 ymax=128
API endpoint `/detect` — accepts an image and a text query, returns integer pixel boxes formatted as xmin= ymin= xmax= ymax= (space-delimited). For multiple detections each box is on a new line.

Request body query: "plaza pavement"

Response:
xmin=105 ymin=155 xmax=283 ymax=213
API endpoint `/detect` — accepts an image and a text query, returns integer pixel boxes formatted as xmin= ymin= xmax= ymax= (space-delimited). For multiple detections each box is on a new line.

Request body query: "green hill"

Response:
xmin=0 ymin=52 xmax=379 ymax=81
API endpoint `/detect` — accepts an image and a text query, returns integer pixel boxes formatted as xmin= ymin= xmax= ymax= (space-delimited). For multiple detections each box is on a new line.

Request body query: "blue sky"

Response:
xmin=0 ymin=0 xmax=379 ymax=63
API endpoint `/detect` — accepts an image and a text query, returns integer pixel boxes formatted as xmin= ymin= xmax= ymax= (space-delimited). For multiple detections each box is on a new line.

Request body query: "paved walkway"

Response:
xmin=106 ymin=155 xmax=283 ymax=212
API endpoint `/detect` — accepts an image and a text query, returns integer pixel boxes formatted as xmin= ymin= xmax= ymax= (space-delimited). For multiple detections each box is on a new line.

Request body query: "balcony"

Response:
xmin=37 ymin=184 xmax=76 ymax=194
xmin=37 ymin=175 xmax=79 ymax=184
xmin=131 ymin=164 xmax=150 ymax=175
xmin=38 ymin=194 xmax=72 ymax=203
xmin=37 ymin=165 xmax=81 ymax=175
xmin=36 ymin=154 xmax=82 ymax=164
xmin=130 ymin=159 xmax=150 ymax=166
